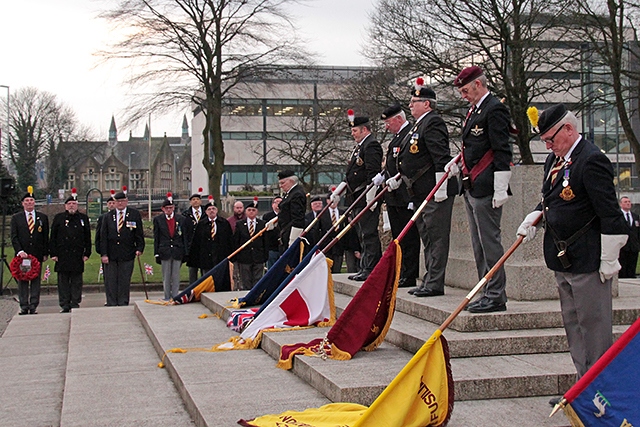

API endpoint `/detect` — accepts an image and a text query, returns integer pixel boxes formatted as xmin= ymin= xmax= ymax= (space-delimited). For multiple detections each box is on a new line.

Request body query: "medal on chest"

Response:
xmin=392 ymin=146 xmax=400 ymax=158
xmin=409 ymin=133 xmax=419 ymax=154
xmin=559 ymin=168 xmax=575 ymax=201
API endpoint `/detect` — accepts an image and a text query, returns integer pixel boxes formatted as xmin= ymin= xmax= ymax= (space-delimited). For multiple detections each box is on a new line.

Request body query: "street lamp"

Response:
xmin=128 ymin=151 xmax=136 ymax=190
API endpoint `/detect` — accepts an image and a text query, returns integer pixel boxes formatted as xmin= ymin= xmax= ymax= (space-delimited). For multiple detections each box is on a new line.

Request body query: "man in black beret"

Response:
xmin=448 ymin=66 xmax=513 ymax=313
xmin=331 ymin=113 xmax=383 ymax=281
xmin=153 ymin=197 xmax=190 ymax=301
xmin=372 ymin=104 xmax=420 ymax=288
xmin=517 ymin=104 xmax=628 ymax=398
xmin=11 ymin=186 xmax=49 ymax=315
xmin=277 ymin=170 xmax=307 ymax=252
xmin=304 ymin=195 xmax=324 ymax=248
xmin=99 ymin=190 xmax=145 ymax=306
xmin=183 ymin=188 xmax=203 ymax=283
xmin=232 ymin=199 xmax=267 ymax=290
xmin=385 ymin=83 xmax=457 ymax=297
xmin=50 ymin=192 xmax=91 ymax=312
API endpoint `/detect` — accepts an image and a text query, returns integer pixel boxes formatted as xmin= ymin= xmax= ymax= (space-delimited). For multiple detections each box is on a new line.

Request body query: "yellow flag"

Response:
xmin=240 ymin=402 xmax=367 ymax=427
xmin=353 ymin=330 xmax=452 ymax=427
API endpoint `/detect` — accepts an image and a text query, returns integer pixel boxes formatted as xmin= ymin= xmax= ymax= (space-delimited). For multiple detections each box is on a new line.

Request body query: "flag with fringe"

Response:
xmin=558 ymin=316 xmax=640 ymax=426
xmin=232 ymin=238 xmax=306 ymax=308
xmin=277 ymin=240 xmax=401 ymax=369
xmin=214 ymin=250 xmax=335 ymax=351
xmin=240 ymin=330 xmax=453 ymax=427
xmin=173 ymin=259 xmax=231 ymax=304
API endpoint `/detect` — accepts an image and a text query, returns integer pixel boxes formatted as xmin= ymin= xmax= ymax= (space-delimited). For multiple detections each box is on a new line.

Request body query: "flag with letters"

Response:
xmin=173 ymin=259 xmax=231 ymax=304
xmin=240 ymin=330 xmax=453 ymax=427
xmin=558 ymin=316 xmax=640 ymax=426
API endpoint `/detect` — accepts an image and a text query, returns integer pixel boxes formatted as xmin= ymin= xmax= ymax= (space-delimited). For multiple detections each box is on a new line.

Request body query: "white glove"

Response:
xmin=492 ymin=170 xmax=511 ymax=208
xmin=386 ymin=177 xmax=401 ymax=191
xmin=366 ymin=186 xmax=378 ymax=211
xmin=288 ymin=227 xmax=303 ymax=247
xmin=517 ymin=211 xmax=542 ymax=243
xmin=330 ymin=182 xmax=347 ymax=205
xmin=265 ymin=217 xmax=277 ymax=231
xmin=372 ymin=172 xmax=385 ymax=187
xmin=407 ymin=202 xmax=414 ymax=210
xmin=599 ymin=234 xmax=629 ymax=282
xmin=434 ymin=172 xmax=448 ymax=202
xmin=445 ymin=157 xmax=460 ymax=177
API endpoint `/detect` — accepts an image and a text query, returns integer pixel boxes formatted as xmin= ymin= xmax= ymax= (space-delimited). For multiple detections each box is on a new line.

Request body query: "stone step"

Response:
xmin=59 ymin=306 xmax=194 ymax=427
xmin=334 ymin=274 xmax=640 ymax=332
xmin=134 ymin=300 xmax=330 ymax=427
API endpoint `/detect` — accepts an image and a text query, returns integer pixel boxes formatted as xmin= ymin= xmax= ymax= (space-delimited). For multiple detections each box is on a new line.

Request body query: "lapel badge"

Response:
xmin=410 ymin=143 xmax=419 ymax=154
xmin=38 ymin=226 xmax=42 ymax=232
xmin=471 ymin=125 xmax=484 ymax=136
xmin=560 ymin=186 xmax=575 ymax=201
xmin=356 ymin=157 xmax=364 ymax=166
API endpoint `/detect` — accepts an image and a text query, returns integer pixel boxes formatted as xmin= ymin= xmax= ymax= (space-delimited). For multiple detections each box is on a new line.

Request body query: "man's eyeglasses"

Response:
xmin=542 ymin=123 xmax=566 ymax=145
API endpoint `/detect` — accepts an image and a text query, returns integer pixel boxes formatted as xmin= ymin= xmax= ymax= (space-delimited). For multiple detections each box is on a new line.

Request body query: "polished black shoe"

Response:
xmin=19 ymin=309 xmax=29 ymax=316
xmin=413 ymin=288 xmax=444 ymax=297
xmin=548 ymin=396 xmax=562 ymax=407
xmin=348 ymin=272 xmax=362 ymax=280
xmin=463 ymin=297 xmax=486 ymax=311
xmin=467 ymin=300 xmax=506 ymax=313
xmin=349 ymin=272 xmax=369 ymax=281
xmin=60 ymin=308 xmax=71 ymax=313
xmin=29 ymin=309 xmax=38 ymax=315
xmin=407 ymin=287 xmax=421 ymax=295
xmin=397 ymin=278 xmax=415 ymax=288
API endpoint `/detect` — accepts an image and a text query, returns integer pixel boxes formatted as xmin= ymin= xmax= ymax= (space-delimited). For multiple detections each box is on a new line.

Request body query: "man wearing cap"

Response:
xmin=99 ymin=191 xmax=145 ymax=306
xmin=187 ymin=201 xmax=233 ymax=290
xmin=154 ymin=198 xmax=190 ymax=301
xmin=374 ymin=104 xmax=420 ymax=288
xmin=277 ymin=170 xmax=307 ymax=252
xmin=450 ymin=66 xmax=513 ymax=313
xmin=11 ymin=188 xmax=49 ymax=315
xmin=232 ymin=200 xmax=267 ymax=290
xmin=304 ymin=196 xmax=324 ymax=248
xmin=95 ymin=191 xmax=116 ymax=258
xmin=50 ymin=193 xmax=91 ymax=312
xmin=183 ymin=190 xmax=204 ymax=283
xmin=517 ymin=104 xmax=628 ymax=391
xmin=388 ymin=84 xmax=457 ymax=297
xmin=262 ymin=196 xmax=282 ymax=269
xmin=332 ymin=115 xmax=382 ymax=281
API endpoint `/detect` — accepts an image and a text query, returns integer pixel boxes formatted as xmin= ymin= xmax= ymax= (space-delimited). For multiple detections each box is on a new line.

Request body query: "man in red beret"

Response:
xmin=448 ymin=66 xmax=513 ymax=313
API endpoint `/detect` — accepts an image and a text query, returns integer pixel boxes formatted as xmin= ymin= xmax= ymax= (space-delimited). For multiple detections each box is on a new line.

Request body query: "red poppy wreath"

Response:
xmin=10 ymin=255 xmax=41 ymax=281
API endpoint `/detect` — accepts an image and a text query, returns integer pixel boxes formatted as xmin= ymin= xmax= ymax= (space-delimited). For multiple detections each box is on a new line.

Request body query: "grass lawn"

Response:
xmin=2 ymin=228 xmax=191 ymax=287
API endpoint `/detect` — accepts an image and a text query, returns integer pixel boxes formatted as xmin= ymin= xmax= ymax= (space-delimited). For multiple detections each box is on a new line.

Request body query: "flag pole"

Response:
xmin=137 ymin=254 xmax=149 ymax=299
xmin=226 ymin=217 xmax=278 ymax=260
xmin=301 ymin=198 xmax=332 ymax=238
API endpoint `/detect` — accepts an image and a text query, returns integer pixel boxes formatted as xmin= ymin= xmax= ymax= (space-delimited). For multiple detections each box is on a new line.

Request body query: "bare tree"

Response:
xmin=367 ymin=0 xmax=577 ymax=164
xmin=3 ymin=87 xmax=87 ymax=193
xmin=99 ymin=0 xmax=308 ymax=202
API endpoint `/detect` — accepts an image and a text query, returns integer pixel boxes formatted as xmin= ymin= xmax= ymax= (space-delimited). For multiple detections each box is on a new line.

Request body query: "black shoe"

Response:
xmin=549 ymin=396 xmax=562 ymax=407
xmin=463 ymin=297 xmax=485 ymax=311
xmin=60 ymin=308 xmax=71 ymax=313
xmin=398 ymin=278 xmax=415 ymax=288
xmin=18 ymin=309 xmax=28 ymax=316
xmin=29 ymin=309 xmax=37 ymax=315
xmin=467 ymin=300 xmax=506 ymax=313
xmin=349 ymin=272 xmax=369 ymax=281
xmin=413 ymin=288 xmax=444 ymax=297
xmin=348 ymin=273 xmax=362 ymax=280
xmin=407 ymin=287 xmax=421 ymax=295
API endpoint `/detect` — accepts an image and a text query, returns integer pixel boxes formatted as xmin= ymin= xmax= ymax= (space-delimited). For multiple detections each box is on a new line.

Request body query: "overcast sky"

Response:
xmin=0 ymin=0 xmax=374 ymax=141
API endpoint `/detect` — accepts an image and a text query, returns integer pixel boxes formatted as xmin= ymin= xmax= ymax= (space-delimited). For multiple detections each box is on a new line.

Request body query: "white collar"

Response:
xmin=563 ymin=136 xmax=582 ymax=162
xmin=474 ymin=92 xmax=490 ymax=109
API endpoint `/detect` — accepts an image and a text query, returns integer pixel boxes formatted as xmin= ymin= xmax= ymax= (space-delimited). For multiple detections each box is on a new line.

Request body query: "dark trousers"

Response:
xmin=266 ymin=250 xmax=280 ymax=270
xmin=188 ymin=266 xmax=200 ymax=284
xmin=18 ymin=277 xmax=41 ymax=312
xmin=327 ymin=252 xmax=344 ymax=274
xmin=354 ymin=205 xmax=382 ymax=274
xmin=58 ymin=271 xmax=83 ymax=310
xmin=387 ymin=204 xmax=420 ymax=284
xmin=416 ymin=196 xmax=454 ymax=292
xmin=236 ymin=262 xmax=264 ymax=290
xmin=104 ymin=259 xmax=134 ymax=306
xmin=619 ymin=249 xmax=638 ymax=278
xmin=345 ymin=251 xmax=360 ymax=273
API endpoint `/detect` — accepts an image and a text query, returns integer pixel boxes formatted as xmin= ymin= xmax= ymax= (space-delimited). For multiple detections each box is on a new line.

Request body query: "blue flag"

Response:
xmin=173 ymin=259 xmax=230 ymax=304
xmin=237 ymin=238 xmax=306 ymax=307
xmin=561 ymin=316 xmax=640 ymax=426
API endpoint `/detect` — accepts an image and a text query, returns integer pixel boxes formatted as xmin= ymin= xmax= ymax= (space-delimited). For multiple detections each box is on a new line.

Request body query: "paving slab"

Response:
xmin=59 ymin=306 xmax=194 ymax=427
xmin=135 ymin=299 xmax=330 ymax=427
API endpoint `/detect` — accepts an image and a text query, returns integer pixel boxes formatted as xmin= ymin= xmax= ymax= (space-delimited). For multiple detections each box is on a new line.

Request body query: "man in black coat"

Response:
xmin=518 ymin=104 xmax=628 ymax=386
xmin=11 ymin=187 xmax=49 ymax=315
xmin=154 ymin=197 xmax=190 ymax=301
xmin=450 ymin=66 xmax=513 ymax=313
xmin=319 ymin=193 xmax=345 ymax=273
xmin=331 ymin=115 xmax=383 ymax=281
xmin=99 ymin=191 xmax=145 ymax=306
xmin=182 ymin=189 xmax=204 ymax=283
xmin=95 ymin=190 xmax=116 ymax=257
xmin=186 ymin=201 xmax=233 ymax=291
xmin=50 ymin=193 xmax=91 ymax=312
xmin=232 ymin=199 xmax=267 ymax=290
xmin=375 ymin=104 xmax=420 ymax=288
xmin=277 ymin=170 xmax=307 ymax=253
xmin=262 ymin=196 xmax=282 ymax=269
xmin=618 ymin=196 xmax=640 ymax=278
xmin=304 ymin=196 xmax=324 ymax=248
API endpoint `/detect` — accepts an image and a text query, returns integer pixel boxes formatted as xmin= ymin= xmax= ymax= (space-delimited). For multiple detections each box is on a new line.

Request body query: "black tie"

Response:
xmin=627 ymin=212 xmax=632 ymax=227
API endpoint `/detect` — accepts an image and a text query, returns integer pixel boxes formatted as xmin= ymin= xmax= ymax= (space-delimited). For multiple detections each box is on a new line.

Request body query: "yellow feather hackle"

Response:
xmin=527 ymin=106 xmax=539 ymax=128
xmin=27 ymin=185 xmax=33 ymax=194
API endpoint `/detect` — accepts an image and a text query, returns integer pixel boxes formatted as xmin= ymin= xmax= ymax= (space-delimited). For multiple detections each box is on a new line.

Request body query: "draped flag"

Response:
xmin=240 ymin=330 xmax=453 ymax=427
xmin=214 ymin=251 xmax=335 ymax=351
xmin=277 ymin=240 xmax=401 ymax=369
xmin=557 ymin=316 xmax=640 ymax=426
xmin=231 ymin=238 xmax=306 ymax=308
xmin=173 ymin=259 xmax=231 ymax=304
